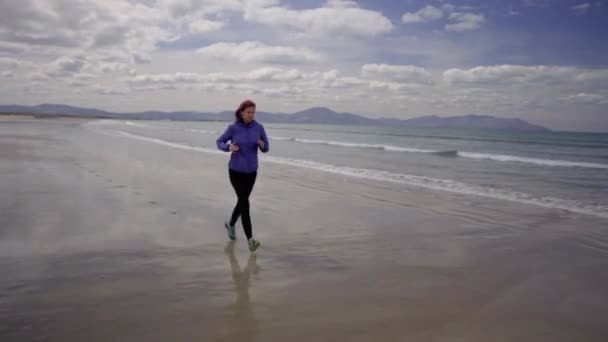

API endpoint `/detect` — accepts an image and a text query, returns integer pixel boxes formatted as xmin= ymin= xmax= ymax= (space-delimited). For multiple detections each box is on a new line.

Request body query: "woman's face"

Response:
xmin=242 ymin=106 xmax=255 ymax=122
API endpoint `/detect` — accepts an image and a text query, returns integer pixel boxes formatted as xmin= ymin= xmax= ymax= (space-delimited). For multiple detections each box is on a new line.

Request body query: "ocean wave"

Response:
xmin=273 ymin=136 xmax=608 ymax=169
xmin=124 ymin=121 xmax=156 ymax=129
xmin=115 ymin=131 xmax=223 ymax=155
xmin=107 ymin=130 xmax=608 ymax=219
xmin=271 ymin=136 xmax=438 ymax=153
xmin=270 ymin=126 xmax=608 ymax=149
xmin=184 ymin=128 xmax=221 ymax=134
xmin=458 ymin=152 xmax=608 ymax=169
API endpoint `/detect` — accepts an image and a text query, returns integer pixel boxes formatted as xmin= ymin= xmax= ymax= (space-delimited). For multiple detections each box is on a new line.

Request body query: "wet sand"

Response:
xmin=1 ymin=118 xmax=607 ymax=341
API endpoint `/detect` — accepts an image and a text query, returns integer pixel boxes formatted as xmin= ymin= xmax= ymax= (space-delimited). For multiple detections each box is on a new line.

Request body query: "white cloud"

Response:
xmin=30 ymin=55 xmax=100 ymax=83
xmin=130 ymin=67 xmax=307 ymax=87
xmin=438 ymin=65 xmax=608 ymax=130
xmin=562 ymin=93 xmax=606 ymax=104
xmin=361 ymin=64 xmax=434 ymax=85
xmin=574 ymin=69 xmax=608 ymax=83
xmin=0 ymin=0 xmax=175 ymax=73
xmin=445 ymin=12 xmax=485 ymax=32
xmin=0 ymin=41 xmax=28 ymax=53
xmin=314 ymin=71 xmax=366 ymax=89
xmin=243 ymin=0 xmax=394 ymax=37
xmin=155 ymin=0 xmax=242 ymax=18
xmin=0 ymin=57 xmax=21 ymax=68
xmin=441 ymin=4 xmax=456 ymax=12
xmin=571 ymin=3 xmax=591 ymax=14
xmin=202 ymin=67 xmax=420 ymax=95
xmin=27 ymin=72 xmax=50 ymax=82
xmin=133 ymin=54 xmax=152 ymax=65
xmin=95 ymin=85 xmax=129 ymax=96
xmin=128 ymin=71 xmax=270 ymax=93
xmin=443 ymin=65 xmax=577 ymax=84
xmin=128 ymin=67 xmax=375 ymax=96
xmin=246 ymin=67 xmax=303 ymax=81
xmin=95 ymin=62 xmax=131 ymax=74
xmin=401 ymin=5 xmax=443 ymax=24
xmin=368 ymin=81 xmax=419 ymax=93
xmin=196 ymin=41 xmax=322 ymax=64
xmin=131 ymin=72 xmax=205 ymax=85
xmin=50 ymin=56 xmax=86 ymax=74
xmin=67 ymin=80 xmax=87 ymax=88
xmin=188 ymin=19 xmax=225 ymax=33
xmin=154 ymin=0 xmax=237 ymax=37
xmin=253 ymin=84 xmax=305 ymax=99
xmin=2 ymin=71 xmax=15 ymax=79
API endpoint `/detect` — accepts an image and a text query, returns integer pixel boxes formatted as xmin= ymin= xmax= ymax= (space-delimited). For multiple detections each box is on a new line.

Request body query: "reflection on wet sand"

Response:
xmin=224 ymin=241 xmax=260 ymax=341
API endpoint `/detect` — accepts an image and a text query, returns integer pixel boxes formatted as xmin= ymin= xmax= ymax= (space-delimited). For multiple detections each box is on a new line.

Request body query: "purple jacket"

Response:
xmin=216 ymin=120 xmax=269 ymax=173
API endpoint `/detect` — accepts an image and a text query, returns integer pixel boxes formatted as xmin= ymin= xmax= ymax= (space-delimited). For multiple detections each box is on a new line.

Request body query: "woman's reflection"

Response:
xmin=224 ymin=240 xmax=260 ymax=341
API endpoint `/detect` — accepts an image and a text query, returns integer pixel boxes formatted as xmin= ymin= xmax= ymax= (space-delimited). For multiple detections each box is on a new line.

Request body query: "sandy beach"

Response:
xmin=1 ymin=118 xmax=607 ymax=342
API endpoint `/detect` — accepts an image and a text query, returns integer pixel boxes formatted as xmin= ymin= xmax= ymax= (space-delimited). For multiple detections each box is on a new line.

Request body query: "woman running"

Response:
xmin=216 ymin=99 xmax=269 ymax=252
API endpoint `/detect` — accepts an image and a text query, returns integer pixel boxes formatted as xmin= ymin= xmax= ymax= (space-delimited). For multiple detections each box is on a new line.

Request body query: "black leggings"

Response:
xmin=229 ymin=169 xmax=257 ymax=240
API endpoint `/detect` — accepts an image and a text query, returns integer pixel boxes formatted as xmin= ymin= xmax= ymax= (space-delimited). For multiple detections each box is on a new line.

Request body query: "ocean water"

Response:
xmin=88 ymin=120 xmax=608 ymax=219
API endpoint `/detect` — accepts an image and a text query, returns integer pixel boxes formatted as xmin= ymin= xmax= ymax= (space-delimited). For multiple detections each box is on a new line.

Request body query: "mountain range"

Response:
xmin=0 ymin=104 xmax=551 ymax=132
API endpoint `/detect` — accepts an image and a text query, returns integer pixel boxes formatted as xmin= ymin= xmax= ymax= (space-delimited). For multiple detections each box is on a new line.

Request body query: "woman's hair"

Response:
xmin=235 ymin=99 xmax=256 ymax=122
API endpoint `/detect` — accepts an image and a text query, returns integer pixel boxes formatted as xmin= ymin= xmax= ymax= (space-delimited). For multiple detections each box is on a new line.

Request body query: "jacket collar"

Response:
xmin=237 ymin=119 xmax=257 ymax=128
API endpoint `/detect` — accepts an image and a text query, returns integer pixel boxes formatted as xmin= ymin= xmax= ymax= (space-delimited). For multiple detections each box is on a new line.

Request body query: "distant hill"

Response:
xmin=286 ymin=107 xmax=379 ymax=125
xmin=393 ymin=114 xmax=550 ymax=132
xmin=0 ymin=103 xmax=550 ymax=132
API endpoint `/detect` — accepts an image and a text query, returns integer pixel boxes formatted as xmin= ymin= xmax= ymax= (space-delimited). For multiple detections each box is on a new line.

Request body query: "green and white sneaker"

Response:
xmin=248 ymin=239 xmax=261 ymax=253
xmin=224 ymin=221 xmax=236 ymax=240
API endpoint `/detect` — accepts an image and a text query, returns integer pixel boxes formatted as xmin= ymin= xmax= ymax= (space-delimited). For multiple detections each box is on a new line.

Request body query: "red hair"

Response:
xmin=235 ymin=99 xmax=256 ymax=122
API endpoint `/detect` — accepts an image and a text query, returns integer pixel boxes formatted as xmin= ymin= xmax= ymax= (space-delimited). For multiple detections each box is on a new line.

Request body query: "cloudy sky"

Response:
xmin=1 ymin=0 xmax=607 ymax=131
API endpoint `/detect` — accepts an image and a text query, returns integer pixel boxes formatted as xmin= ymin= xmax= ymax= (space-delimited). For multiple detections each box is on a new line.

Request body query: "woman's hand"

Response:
xmin=229 ymin=143 xmax=239 ymax=152
xmin=257 ymin=139 xmax=265 ymax=149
